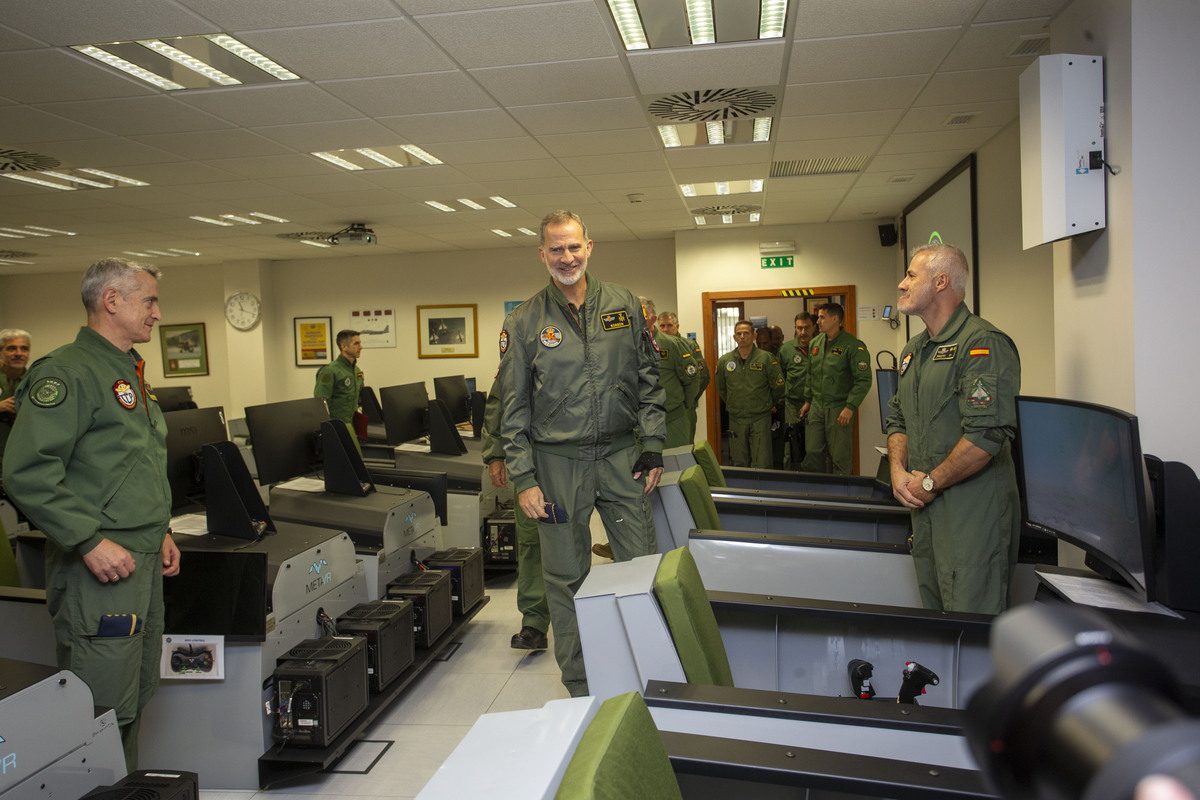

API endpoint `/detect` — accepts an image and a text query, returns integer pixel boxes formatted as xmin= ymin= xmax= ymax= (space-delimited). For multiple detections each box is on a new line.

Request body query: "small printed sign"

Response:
xmin=761 ymin=256 xmax=794 ymax=269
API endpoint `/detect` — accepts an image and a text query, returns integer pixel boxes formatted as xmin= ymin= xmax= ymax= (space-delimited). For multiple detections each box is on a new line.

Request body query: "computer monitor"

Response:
xmin=244 ymin=397 xmax=329 ymax=485
xmin=164 ymin=406 xmax=228 ymax=513
xmin=433 ymin=375 xmax=472 ymax=425
xmin=379 ymin=382 xmax=429 ymax=446
xmin=155 ymin=386 xmax=197 ymax=412
xmin=1015 ymin=396 xmax=1156 ymax=599
xmin=360 ymin=386 xmax=385 ymax=425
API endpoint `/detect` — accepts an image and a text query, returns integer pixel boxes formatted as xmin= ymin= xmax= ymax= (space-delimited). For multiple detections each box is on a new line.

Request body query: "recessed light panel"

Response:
xmin=312 ymin=144 xmax=445 ymax=171
xmin=71 ymin=34 xmax=299 ymax=91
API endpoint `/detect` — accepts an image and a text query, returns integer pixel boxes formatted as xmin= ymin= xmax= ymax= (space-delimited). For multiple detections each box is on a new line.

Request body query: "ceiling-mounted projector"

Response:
xmin=331 ymin=223 xmax=376 ymax=246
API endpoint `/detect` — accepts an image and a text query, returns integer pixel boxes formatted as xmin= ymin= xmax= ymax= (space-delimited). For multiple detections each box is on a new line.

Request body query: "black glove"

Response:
xmin=631 ymin=451 xmax=664 ymax=476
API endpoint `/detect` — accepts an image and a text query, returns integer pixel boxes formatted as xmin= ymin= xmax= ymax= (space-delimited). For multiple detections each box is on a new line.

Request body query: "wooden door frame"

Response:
xmin=701 ymin=284 xmax=859 ymax=474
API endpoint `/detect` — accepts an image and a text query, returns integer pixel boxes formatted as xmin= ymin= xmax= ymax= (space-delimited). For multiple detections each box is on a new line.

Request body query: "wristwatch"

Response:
xmin=922 ymin=475 xmax=936 ymax=493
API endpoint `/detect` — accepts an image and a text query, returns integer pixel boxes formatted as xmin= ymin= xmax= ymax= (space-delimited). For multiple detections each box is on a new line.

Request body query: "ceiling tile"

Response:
xmin=793 ymin=0 xmax=976 ymax=38
xmin=775 ymin=109 xmax=904 ymax=141
xmin=0 ymin=105 xmax=110 ymax=143
xmin=378 ymin=109 xmax=527 ymax=142
xmin=893 ymin=100 xmax=1018 ymax=134
xmin=538 ymin=128 xmax=659 ymax=158
xmin=941 ymin=18 xmax=1051 ymax=72
xmin=508 ymin=98 xmax=648 ymax=135
xmin=470 ymin=59 xmax=632 ymax=106
xmin=787 ymin=28 xmax=961 ymax=83
xmin=628 ymin=41 xmax=787 ymax=96
xmin=132 ymin=129 xmax=295 ymax=160
xmin=0 ymin=50 xmax=157 ymax=103
xmin=249 ymin=119 xmax=400 ymax=152
xmin=175 ymin=84 xmax=366 ymax=128
xmin=914 ymin=66 xmax=1027 ymax=106
xmin=321 ymin=73 xmax=499 ymax=116
xmin=3 ymin=0 xmax=214 ymax=46
xmin=558 ymin=152 xmax=670 ymax=176
xmin=180 ymin=0 xmax=408 ymax=30
xmin=783 ymin=76 xmax=926 ymax=116
xmin=39 ymin=96 xmax=233 ymax=136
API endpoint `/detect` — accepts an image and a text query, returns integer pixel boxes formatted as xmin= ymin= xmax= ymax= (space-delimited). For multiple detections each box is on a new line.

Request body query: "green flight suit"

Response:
xmin=715 ymin=346 xmax=783 ymax=469
xmin=480 ymin=377 xmax=549 ymax=636
xmin=498 ymin=274 xmax=665 ymax=697
xmin=778 ymin=337 xmax=809 ymax=470
xmin=885 ymin=302 xmax=1021 ymax=614
xmin=3 ymin=326 xmax=172 ymax=770
xmin=314 ymin=354 xmax=363 ymax=424
xmin=802 ymin=329 xmax=872 ymax=475
xmin=680 ymin=336 xmax=710 ymax=442
xmin=653 ymin=329 xmax=699 ymax=448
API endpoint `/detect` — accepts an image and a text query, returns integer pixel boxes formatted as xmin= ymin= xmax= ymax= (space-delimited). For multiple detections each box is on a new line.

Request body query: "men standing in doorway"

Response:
xmin=886 ymin=244 xmax=1021 ymax=614
xmin=716 ymin=320 xmax=783 ymax=468
xmin=801 ymin=303 xmax=872 ymax=475
xmin=658 ymin=311 xmax=709 ymax=442
xmin=497 ymin=209 xmax=665 ymax=698
xmin=778 ymin=313 xmax=815 ymax=470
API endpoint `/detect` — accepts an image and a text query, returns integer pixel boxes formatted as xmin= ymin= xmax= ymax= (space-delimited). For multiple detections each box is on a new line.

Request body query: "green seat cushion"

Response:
xmin=555 ymin=691 xmax=682 ymax=800
xmin=692 ymin=440 xmax=727 ymax=488
xmin=653 ymin=547 xmax=733 ymax=687
xmin=678 ymin=465 xmax=721 ymax=531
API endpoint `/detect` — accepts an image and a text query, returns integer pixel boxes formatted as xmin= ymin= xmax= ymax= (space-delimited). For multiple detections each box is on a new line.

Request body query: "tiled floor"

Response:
xmin=199 ymin=518 xmax=609 ymax=800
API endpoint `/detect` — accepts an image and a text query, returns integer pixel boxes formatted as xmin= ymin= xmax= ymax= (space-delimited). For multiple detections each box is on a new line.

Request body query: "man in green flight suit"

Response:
xmin=800 ymin=302 xmax=872 ymax=475
xmin=498 ymin=210 xmax=665 ymax=697
xmin=314 ymin=329 xmax=364 ymax=445
xmin=0 ymin=328 xmax=31 ymax=478
xmin=778 ymin=312 xmax=814 ymax=470
xmin=481 ymin=359 xmax=550 ymax=651
xmin=3 ymin=257 xmax=181 ymax=770
xmin=886 ymin=244 xmax=1021 ymax=614
xmin=644 ymin=297 xmax=700 ymax=449
xmin=658 ymin=311 xmax=709 ymax=441
xmin=716 ymin=320 xmax=784 ymax=468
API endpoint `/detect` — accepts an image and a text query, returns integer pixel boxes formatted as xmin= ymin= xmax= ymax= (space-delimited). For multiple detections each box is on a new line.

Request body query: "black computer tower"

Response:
xmin=483 ymin=508 xmax=517 ymax=563
xmin=336 ymin=599 xmax=415 ymax=692
xmin=80 ymin=770 xmax=199 ymax=800
xmin=424 ymin=547 xmax=485 ymax=615
xmin=386 ymin=570 xmax=452 ymax=648
xmin=273 ymin=636 xmax=369 ymax=747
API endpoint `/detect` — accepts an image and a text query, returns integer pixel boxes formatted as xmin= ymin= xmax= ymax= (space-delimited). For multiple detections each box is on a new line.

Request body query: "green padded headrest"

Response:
xmin=652 ymin=547 xmax=733 ymax=687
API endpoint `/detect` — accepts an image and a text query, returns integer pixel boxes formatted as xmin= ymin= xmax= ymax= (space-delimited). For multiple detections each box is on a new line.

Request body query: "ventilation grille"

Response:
xmin=770 ymin=156 xmax=870 ymax=178
xmin=944 ymin=112 xmax=979 ymax=126
xmin=1008 ymin=34 xmax=1050 ymax=58
xmin=648 ymin=88 xmax=777 ymax=121
xmin=887 ymin=175 xmax=916 ymax=184
xmin=0 ymin=147 xmax=60 ymax=172
xmin=691 ymin=204 xmax=762 ymax=216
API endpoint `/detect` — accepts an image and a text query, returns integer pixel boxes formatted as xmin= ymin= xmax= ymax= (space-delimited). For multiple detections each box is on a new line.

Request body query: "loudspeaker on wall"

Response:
xmin=878 ymin=223 xmax=898 ymax=247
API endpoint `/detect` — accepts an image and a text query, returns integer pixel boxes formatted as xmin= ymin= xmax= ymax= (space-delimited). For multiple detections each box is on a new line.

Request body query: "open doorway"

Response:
xmin=701 ymin=285 xmax=861 ymax=475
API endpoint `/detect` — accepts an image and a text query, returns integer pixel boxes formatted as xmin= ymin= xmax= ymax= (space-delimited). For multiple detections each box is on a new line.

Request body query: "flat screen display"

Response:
xmin=164 ymin=406 xmax=228 ymax=512
xmin=244 ymin=397 xmax=329 ymax=485
xmin=1016 ymin=396 xmax=1152 ymax=597
xmin=433 ymin=375 xmax=471 ymax=425
xmin=379 ymin=382 xmax=429 ymax=446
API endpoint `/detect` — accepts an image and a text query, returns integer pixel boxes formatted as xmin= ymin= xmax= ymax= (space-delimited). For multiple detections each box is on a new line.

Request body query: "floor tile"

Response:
xmin=487 ymin=671 xmax=571 ymax=713
xmin=373 ymin=668 xmax=510 ymax=726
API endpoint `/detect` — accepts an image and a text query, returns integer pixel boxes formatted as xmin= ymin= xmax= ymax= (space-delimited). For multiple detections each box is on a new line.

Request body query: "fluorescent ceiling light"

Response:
xmin=458 ymin=199 xmax=486 ymax=210
xmin=750 ymin=212 xmax=761 ymax=222
xmin=220 ymin=214 xmax=261 ymax=225
xmin=722 ymin=214 xmax=733 ymax=224
xmin=759 ymin=240 xmax=795 ymax=255
xmin=204 ymin=34 xmax=300 ymax=81
xmin=72 ymin=45 xmax=185 ymax=90
xmin=123 ymin=251 xmax=154 ymax=258
xmin=681 ymin=184 xmax=696 ymax=197
xmin=400 ymin=144 xmax=442 ymax=165
xmin=491 ymin=196 xmax=517 ymax=208
xmin=0 ymin=259 xmax=35 ymax=265
xmin=356 ymin=148 xmax=405 ymax=168
xmin=0 ymin=232 xmax=23 ymax=239
xmin=77 ymin=168 xmax=148 ymax=186
xmin=313 ymin=151 xmax=363 ymax=171
xmin=248 ymin=212 xmax=289 ymax=223
xmin=751 ymin=179 xmax=764 ymax=192
xmin=4 ymin=174 xmax=76 ymax=191
xmin=491 ymin=229 xmax=513 ymax=238
xmin=168 ymin=248 xmax=200 ymax=255
xmin=41 ymin=170 xmax=111 ymax=189
xmin=686 ymin=0 xmax=715 ymax=45
xmin=138 ymin=39 xmax=240 ymax=85
xmin=189 ymin=216 xmax=234 ymax=226
xmin=705 ymin=121 xmax=725 ymax=145
xmin=605 ymin=0 xmax=648 ymax=50
xmin=694 ymin=216 xmax=707 ymax=225
xmin=425 ymin=201 xmax=456 ymax=213
xmin=300 ymin=239 xmax=331 ymax=248
xmin=759 ymin=0 xmax=789 ymax=38
xmin=517 ymin=228 xmax=537 ymax=236
xmin=0 ymin=227 xmax=47 ymax=237
xmin=680 ymin=179 xmax=764 ymax=197
xmin=26 ymin=226 xmax=77 ymax=235
xmin=752 ymin=117 xmax=773 ymax=142
xmin=716 ymin=182 xmax=729 ymax=195
xmin=145 ymin=250 xmax=180 ymax=257
xmin=657 ymin=125 xmax=681 ymax=148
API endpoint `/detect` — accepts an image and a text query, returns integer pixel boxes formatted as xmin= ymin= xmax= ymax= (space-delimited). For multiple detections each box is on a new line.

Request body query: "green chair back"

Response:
xmin=555 ymin=691 xmax=683 ymax=800
xmin=652 ymin=546 xmax=734 ymax=687
xmin=678 ymin=465 xmax=721 ymax=531
xmin=0 ymin=515 xmax=19 ymax=588
xmin=691 ymin=440 xmax=727 ymax=488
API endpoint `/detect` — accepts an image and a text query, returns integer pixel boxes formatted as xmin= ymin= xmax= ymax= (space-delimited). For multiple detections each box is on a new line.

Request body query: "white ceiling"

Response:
xmin=0 ymin=0 xmax=1070 ymax=274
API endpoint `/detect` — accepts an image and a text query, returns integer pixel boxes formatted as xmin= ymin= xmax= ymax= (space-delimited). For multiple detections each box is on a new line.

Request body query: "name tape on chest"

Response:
xmin=830 ymin=346 xmax=845 ymax=357
xmin=601 ymin=310 xmax=631 ymax=331
xmin=933 ymin=343 xmax=958 ymax=361
xmin=749 ymin=361 xmax=763 ymax=371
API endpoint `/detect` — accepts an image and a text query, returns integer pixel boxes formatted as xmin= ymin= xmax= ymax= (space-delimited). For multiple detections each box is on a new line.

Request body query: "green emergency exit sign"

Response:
xmin=761 ymin=256 xmax=794 ymax=269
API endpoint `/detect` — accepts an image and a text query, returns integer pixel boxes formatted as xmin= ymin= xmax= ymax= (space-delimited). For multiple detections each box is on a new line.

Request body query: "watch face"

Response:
xmin=225 ymin=292 xmax=261 ymax=331
xmin=922 ymin=476 xmax=934 ymax=492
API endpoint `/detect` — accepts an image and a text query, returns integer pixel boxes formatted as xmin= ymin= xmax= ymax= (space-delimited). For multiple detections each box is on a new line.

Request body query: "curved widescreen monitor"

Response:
xmin=244 ymin=397 xmax=329 ymax=485
xmin=379 ymin=382 xmax=429 ymax=446
xmin=1015 ymin=395 xmax=1155 ymax=599
xmin=164 ymin=406 xmax=228 ymax=512
xmin=433 ymin=375 xmax=472 ymax=425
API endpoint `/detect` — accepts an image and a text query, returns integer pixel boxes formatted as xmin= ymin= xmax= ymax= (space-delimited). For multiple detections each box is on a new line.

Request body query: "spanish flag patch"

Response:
xmin=969 ymin=347 xmax=990 ymax=357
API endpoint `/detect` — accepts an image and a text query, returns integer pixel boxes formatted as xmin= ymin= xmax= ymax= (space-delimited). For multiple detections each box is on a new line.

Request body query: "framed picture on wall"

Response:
xmin=159 ymin=322 xmax=209 ymax=378
xmin=294 ymin=316 xmax=333 ymax=366
xmin=417 ymin=304 xmax=478 ymax=359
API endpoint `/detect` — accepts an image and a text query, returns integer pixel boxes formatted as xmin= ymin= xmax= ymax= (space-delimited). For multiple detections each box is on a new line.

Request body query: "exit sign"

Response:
xmin=761 ymin=256 xmax=794 ymax=269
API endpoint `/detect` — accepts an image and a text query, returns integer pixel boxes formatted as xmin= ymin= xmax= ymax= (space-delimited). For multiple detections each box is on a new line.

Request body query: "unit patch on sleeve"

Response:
xmin=499 ymin=329 xmax=509 ymax=355
xmin=601 ymin=310 xmax=630 ymax=331
xmin=967 ymin=378 xmax=994 ymax=408
xmin=113 ymin=379 xmax=137 ymax=410
xmin=539 ymin=326 xmax=563 ymax=348
xmin=686 ymin=364 xmax=697 ymax=376
xmin=969 ymin=347 xmax=990 ymax=357
xmin=29 ymin=376 xmax=67 ymax=408
xmin=933 ymin=343 xmax=958 ymax=361
xmin=899 ymin=353 xmax=913 ymax=376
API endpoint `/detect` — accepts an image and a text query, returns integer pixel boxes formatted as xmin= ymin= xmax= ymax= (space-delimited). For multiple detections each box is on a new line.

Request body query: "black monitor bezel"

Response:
xmin=433 ymin=374 xmax=472 ymax=425
xmin=379 ymin=382 xmax=429 ymax=446
xmin=164 ymin=406 xmax=228 ymax=513
xmin=244 ymin=397 xmax=329 ymax=485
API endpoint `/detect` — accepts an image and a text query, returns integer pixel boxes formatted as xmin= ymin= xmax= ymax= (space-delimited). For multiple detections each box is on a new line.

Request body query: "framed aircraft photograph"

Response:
xmin=159 ymin=322 xmax=209 ymax=377
xmin=417 ymin=304 xmax=478 ymax=359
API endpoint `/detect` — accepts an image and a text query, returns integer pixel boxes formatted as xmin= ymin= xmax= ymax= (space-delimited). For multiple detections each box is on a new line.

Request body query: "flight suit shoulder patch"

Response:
xmin=499 ymin=329 xmax=509 ymax=355
xmin=29 ymin=376 xmax=67 ymax=408
xmin=967 ymin=377 xmax=994 ymax=408
xmin=899 ymin=353 xmax=912 ymax=376
xmin=113 ymin=379 xmax=137 ymax=410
